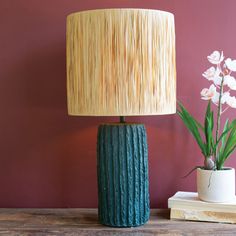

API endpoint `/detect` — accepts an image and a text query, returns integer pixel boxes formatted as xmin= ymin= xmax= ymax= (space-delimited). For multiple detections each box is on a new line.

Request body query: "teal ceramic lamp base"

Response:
xmin=97 ymin=123 xmax=150 ymax=227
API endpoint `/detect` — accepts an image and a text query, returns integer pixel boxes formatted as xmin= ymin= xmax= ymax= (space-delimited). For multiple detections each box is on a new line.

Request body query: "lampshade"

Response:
xmin=67 ymin=9 xmax=176 ymax=116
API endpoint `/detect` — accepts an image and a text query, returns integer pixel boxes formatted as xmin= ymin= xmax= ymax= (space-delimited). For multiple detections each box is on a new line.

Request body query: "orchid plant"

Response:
xmin=178 ymin=51 xmax=236 ymax=170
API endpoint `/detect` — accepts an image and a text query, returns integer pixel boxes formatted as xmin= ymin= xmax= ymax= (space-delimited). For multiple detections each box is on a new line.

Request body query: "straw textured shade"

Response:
xmin=67 ymin=9 xmax=176 ymax=116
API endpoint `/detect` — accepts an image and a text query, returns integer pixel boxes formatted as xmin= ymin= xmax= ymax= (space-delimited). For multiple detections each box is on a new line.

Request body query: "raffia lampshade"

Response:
xmin=66 ymin=9 xmax=176 ymax=116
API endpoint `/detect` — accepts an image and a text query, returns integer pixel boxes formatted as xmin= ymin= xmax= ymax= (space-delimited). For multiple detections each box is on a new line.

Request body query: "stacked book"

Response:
xmin=168 ymin=192 xmax=236 ymax=224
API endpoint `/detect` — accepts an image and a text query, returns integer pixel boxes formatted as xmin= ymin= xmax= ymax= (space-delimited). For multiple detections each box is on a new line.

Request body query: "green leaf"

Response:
xmin=214 ymin=119 xmax=236 ymax=158
xmin=204 ymin=101 xmax=214 ymax=156
xmin=216 ymin=119 xmax=230 ymax=150
xmin=218 ymin=144 xmax=236 ymax=170
xmin=218 ymin=119 xmax=236 ymax=169
xmin=177 ymin=102 xmax=207 ymax=157
xmin=178 ymin=101 xmax=204 ymax=131
xmin=214 ymin=119 xmax=229 ymax=157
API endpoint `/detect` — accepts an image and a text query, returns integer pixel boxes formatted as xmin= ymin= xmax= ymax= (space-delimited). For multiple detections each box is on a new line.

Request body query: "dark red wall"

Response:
xmin=1 ymin=0 xmax=236 ymax=208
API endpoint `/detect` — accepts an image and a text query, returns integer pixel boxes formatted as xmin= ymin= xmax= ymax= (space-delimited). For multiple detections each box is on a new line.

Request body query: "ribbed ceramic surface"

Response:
xmin=67 ymin=9 xmax=176 ymax=116
xmin=97 ymin=124 xmax=150 ymax=227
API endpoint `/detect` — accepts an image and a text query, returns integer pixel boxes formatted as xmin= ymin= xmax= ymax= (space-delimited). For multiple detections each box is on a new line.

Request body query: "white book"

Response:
xmin=168 ymin=192 xmax=236 ymax=224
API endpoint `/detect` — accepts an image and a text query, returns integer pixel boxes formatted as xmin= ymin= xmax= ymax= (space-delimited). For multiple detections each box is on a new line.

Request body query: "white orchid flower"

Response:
xmin=202 ymin=66 xmax=219 ymax=81
xmin=213 ymin=76 xmax=223 ymax=86
xmin=226 ymin=95 xmax=236 ymax=108
xmin=202 ymin=66 xmax=224 ymax=86
xmin=211 ymin=92 xmax=220 ymax=105
xmin=225 ymin=58 xmax=236 ymax=72
xmin=210 ymin=91 xmax=229 ymax=105
xmin=213 ymin=73 xmax=233 ymax=86
xmin=221 ymin=92 xmax=230 ymax=104
xmin=207 ymin=51 xmax=224 ymax=64
xmin=224 ymin=75 xmax=236 ymax=90
xmin=200 ymin=84 xmax=219 ymax=103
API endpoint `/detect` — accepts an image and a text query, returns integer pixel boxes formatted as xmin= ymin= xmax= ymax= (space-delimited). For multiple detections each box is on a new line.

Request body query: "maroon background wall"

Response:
xmin=1 ymin=0 xmax=236 ymax=208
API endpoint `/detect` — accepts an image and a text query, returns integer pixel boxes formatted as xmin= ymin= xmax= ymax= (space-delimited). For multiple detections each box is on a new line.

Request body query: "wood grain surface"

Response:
xmin=0 ymin=209 xmax=236 ymax=235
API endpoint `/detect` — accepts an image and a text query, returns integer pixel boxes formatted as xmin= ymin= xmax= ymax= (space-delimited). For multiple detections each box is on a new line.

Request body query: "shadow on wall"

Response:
xmin=145 ymin=114 xmax=198 ymax=208
xmin=0 ymin=41 xmax=102 ymax=207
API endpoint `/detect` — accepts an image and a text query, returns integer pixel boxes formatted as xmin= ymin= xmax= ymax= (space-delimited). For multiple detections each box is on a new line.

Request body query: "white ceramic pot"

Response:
xmin=197 ymin=167 xmax=235 ymax=202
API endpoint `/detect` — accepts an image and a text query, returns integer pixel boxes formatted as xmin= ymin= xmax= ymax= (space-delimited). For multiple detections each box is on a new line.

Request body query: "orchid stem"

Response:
xmin=215 ymin=75 xmax=224 ymax=165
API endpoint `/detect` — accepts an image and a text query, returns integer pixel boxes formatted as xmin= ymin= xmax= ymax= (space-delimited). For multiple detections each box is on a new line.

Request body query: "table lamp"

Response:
xmin=66 ymin=9 xmax=176 ymax=227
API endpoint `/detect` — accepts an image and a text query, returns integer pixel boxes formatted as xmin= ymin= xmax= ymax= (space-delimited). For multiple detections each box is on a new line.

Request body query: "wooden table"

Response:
xmin=0 ymin=208 xmax=236 ymax=235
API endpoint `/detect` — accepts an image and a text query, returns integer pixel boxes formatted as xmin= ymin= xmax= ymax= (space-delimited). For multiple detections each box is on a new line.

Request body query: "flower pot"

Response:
xmin=197 ymin=167 xmax=235 ymax=202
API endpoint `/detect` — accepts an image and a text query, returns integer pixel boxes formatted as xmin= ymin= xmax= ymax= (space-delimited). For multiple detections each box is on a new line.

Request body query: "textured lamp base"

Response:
xmin=97 ymin=123 xmax=150 ymax=227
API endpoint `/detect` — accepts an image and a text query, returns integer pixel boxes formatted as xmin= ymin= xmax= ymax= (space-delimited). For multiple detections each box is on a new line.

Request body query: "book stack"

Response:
xmin=168 ymin=192 xmax=236 ymax=224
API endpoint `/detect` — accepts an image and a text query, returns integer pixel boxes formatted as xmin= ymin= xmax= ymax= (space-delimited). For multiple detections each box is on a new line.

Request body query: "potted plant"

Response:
xmin=178 ymin=50 xmax=236 ymax=202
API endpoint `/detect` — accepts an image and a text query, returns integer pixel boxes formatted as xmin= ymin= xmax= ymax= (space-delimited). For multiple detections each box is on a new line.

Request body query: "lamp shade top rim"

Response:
xmin=67 ymin=8 xmax=174 ymax=18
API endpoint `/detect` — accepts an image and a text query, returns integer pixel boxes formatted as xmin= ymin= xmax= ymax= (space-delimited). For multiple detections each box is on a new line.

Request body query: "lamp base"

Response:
xmin=97 ymin=123 xmax=150 ymax=227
